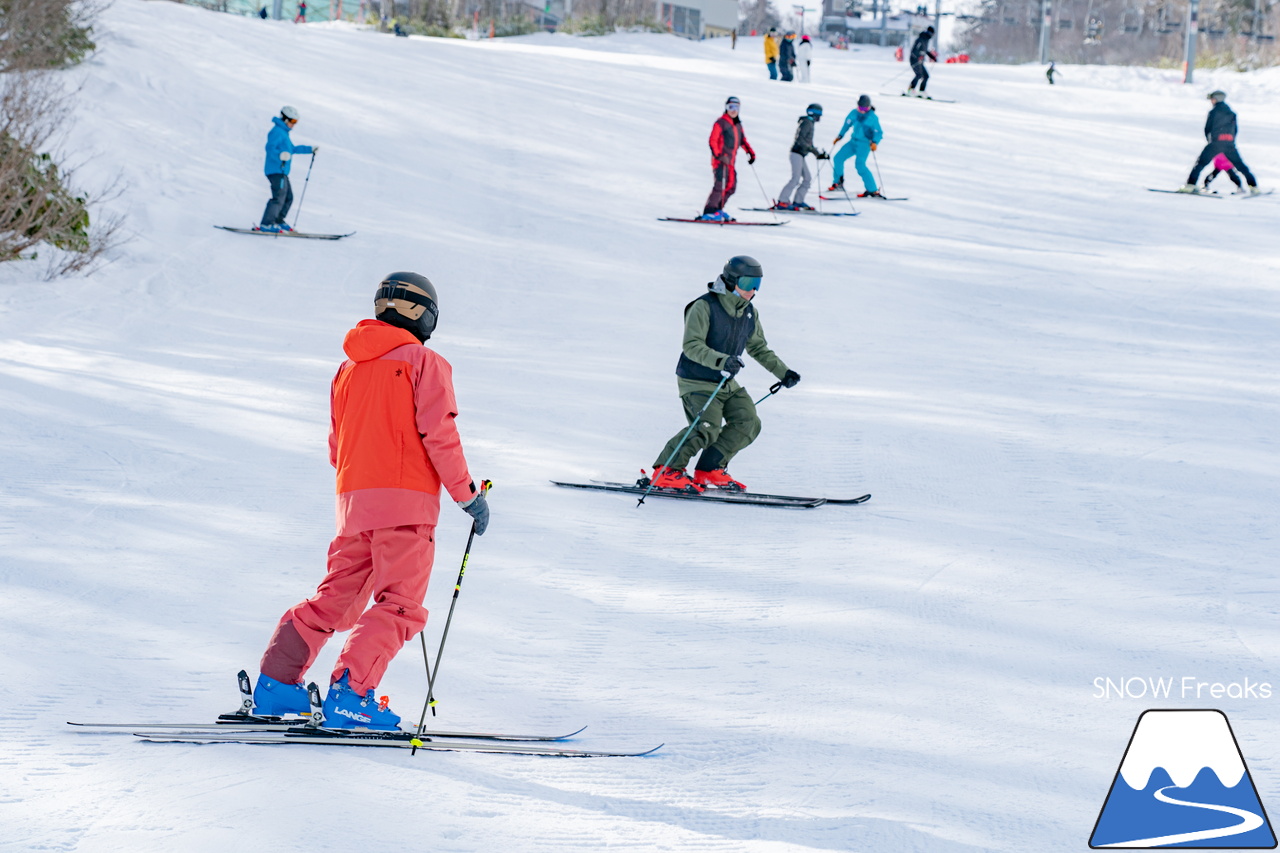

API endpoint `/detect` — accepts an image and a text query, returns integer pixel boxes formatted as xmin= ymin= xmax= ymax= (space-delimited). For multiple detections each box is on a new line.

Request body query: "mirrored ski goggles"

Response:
xmin=736 ymin=275 xmax=762 ymax=291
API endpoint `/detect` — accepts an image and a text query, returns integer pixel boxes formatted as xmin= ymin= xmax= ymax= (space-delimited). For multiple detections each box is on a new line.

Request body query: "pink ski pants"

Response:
xmin=260 ymin=524 xmax=436 ymax=696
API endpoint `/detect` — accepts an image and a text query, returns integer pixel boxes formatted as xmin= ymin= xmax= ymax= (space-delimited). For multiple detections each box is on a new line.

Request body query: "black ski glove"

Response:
xmin=748 ymin=153 xmax=757 ymax=165
xmin=781 ymin=370 xmax=801 ymax=388
xmin=722 ymin=355 xmax=745 ymax=376
xmin=816 ymin=150 xmax=830 ymax=160
xmin=459 ymin=491 xmax=489 ymax=535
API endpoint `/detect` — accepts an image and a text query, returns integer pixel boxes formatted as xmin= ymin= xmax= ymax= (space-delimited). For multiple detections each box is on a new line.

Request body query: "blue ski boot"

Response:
xmin=322 ymin=671 xmax=401 ymax=731
xmin=252 ymin=673 xmax=309 ymax=716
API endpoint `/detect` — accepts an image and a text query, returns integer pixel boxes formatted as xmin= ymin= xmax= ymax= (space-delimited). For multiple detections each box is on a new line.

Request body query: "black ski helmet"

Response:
xmin=721 ymin=255 xmax=764 ymax=290
xmin=924 ymin=25 xmax=935 ymax=34
xmin=806 ymin=103 xmax=823 ymax=119
xmin=857 ymin=94 xmax=872 ymax=109
xmin=375 ymin=272 xmax=439 ymax=342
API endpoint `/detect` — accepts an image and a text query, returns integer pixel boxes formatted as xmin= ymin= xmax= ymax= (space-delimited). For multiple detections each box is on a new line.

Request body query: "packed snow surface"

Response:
xmin=2 ymin=3 xmax=1279 ymax=850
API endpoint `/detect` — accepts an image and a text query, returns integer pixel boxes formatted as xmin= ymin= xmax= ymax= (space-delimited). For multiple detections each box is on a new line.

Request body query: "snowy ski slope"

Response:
xmin=1 ymin=2 xmax=1279 ymax=850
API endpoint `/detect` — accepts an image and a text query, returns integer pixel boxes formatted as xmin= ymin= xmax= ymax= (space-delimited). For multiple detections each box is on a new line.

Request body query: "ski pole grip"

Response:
xmin=769 ymin=381 xmax=784 ymax=395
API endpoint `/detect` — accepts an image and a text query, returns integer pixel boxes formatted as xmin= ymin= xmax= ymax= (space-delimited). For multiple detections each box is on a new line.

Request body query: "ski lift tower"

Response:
xmin=1038 ymin=0 xmax=1052 ymax=62
xmin=1183 ymin=0 xmax=1200 ymax=82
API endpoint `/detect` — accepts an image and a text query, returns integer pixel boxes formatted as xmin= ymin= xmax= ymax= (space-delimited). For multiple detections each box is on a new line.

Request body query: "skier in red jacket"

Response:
xmin=252 ymin=272 xmax=489 ymax=730
xmin=700 ymin=96 xmax=757 ymax=222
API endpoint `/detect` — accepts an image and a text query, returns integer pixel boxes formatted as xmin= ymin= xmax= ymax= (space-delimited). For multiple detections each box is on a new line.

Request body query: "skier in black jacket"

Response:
xmin=1179 ymin=91 xmax=1260 ymax=195
xmin=775 ymin=104 xmax=828 ymax=210
xmin=779 ymin=32 xmax=798 ymax=82
xmin=906 ymin=26 xmax=938 ymax=97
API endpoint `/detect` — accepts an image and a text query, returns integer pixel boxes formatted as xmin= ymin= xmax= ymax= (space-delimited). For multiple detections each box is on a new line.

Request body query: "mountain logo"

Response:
xmin=1090 ymin=709 xmax=1276 ymax=848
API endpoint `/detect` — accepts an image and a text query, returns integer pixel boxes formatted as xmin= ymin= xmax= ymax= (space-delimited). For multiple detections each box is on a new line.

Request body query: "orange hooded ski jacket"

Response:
xmin=328 ymin=319 xmax=475 ymax=535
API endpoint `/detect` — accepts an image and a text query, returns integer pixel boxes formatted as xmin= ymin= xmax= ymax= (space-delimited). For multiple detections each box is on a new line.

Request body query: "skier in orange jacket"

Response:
xmin=253 ymin=272 xmax=489 ymax=730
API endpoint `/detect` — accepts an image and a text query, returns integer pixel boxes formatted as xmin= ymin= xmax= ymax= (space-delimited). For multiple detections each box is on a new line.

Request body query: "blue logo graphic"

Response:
xmin=1090 ymin=709 xmax=1276 ymax=848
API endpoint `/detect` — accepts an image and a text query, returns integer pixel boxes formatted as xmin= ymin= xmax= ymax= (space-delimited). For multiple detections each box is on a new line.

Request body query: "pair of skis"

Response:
xmin=817 ymin=194 xmax=909 ymax=203
xmin=880 ymin=92 xmax=958 ymax=103
xmin=1147 ymin=188 xmax=1273 ymax=198
xmin=658 ymin=216 xmax=785 ymax=227
xmin=68 ymin=671 xmax=661 ymax=757
xmin=553 ymin=480 xmax=871 ymax=510
xmin=742 ymin=207 xmax=860 ymax=217
xmin=214 ymin=225 xmax=354 ymax=240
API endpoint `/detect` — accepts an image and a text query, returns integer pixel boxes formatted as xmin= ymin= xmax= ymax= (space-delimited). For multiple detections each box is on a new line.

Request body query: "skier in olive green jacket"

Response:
xmin=647 ymin=255 xmax=801 ymax=493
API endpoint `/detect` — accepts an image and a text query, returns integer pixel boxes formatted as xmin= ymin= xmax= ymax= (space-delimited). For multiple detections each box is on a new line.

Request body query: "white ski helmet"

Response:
xmin=280 ymin=105 xmax=300 ymax=121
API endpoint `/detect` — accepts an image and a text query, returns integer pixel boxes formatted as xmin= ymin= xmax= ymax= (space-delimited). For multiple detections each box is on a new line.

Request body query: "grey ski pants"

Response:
xmin=778 ymin=152 xmax=811 ymax=205
xmin=261 ymin=173 xmax=294 ymax=227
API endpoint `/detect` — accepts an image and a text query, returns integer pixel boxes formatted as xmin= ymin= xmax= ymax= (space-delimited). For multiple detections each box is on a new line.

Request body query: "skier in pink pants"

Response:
xmin=1202 ymin=151 xmax=1244 ymax=193
xmin=253 ymin=271 xmax=489 ymax=730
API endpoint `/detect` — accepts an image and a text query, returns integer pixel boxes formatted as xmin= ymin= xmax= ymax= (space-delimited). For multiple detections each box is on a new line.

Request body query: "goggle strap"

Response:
xmin=377 ymin=285 xmax=437 ymax=313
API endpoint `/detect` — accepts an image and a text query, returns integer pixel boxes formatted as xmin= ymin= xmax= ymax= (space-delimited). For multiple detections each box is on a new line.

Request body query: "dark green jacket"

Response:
xmin=677 ymin=289 xmax=790 ymax=397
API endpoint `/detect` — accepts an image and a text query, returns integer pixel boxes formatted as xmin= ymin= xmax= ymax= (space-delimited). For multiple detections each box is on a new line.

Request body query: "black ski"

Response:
xmin=1146 ymin=188 xmax=1224 ymax=198
xmin=881 ymin=92 xmax=956 ymax=103
xmin=215 ymin=225 xmax=355 ymax=240
xmin=554 ymin=480 xmax=823 ymax=508
xmin=68 ymin=720 xmax=587 ymax=742
xmin=589 ymin=479 xmax=870 ymax=506
xmin=818 ymin=195 xmax=908 ymax=202
xmin=741 ymin=207 xmax=860 ymax=217
xmin=132 ymin=730 xmax=662 ymax=757
xmin=658 ymin=217 xmax=786 ymax=227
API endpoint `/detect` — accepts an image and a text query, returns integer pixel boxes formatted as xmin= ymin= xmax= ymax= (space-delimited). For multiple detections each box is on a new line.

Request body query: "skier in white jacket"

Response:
xmin=796 ymin=36 xmax=813 ymax=83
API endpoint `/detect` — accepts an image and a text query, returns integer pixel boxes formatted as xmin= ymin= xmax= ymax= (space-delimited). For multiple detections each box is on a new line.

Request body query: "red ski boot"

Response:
xmin=693 ymin=468 xmax=746 ymax=491
xmin=647 ymin=466 xmax=703 ymax=492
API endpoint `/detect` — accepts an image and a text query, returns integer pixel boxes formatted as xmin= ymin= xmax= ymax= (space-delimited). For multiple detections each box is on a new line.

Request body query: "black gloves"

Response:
xmin=748 ymin=153 xmax=757 ymax=165
xmin=816 ymin=150 xmax=830 ymax=160
xmin=722 ymin=355 xmax=745 ymax=376
xmin=459 ymin=491 xmax=489 ymax=535
xmin=781 ymin=370 xmax=801 ymax=388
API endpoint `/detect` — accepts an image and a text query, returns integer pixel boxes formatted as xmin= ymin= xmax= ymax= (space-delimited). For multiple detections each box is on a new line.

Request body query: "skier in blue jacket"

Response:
xmin=258 ymin=106 xmax=318 ymax=233
xmin=827 ymin=95 xmax=884 ymax=199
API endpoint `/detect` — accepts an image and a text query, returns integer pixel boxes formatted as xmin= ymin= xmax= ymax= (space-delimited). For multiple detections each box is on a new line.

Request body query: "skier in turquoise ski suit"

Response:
xmin=830 ymin=96 xmax=883 ymax=197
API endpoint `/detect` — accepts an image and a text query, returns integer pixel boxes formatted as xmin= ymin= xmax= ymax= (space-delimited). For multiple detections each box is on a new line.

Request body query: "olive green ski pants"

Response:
xmin=653 ymin=386 xmax=762 ymax=472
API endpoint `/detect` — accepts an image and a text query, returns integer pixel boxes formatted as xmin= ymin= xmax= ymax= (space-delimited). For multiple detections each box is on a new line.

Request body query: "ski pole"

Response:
xmin=754 ymin=380 xmax=784 ymax=406
xmin=748 ymin=162 xmax=781 ymax=220
xmin=872 ymin=149 xmax=886 ymax=195
xmin=290 ymin=151 xmax=317 ymax=231
xmin=638 ymin=373 xmax=729 ymax=507
xmin=881 ymin=66 xmax=908 ymax=87
xmin=839 ymin=179 xmax=858 ymax=214
xmin=815 ymin=159 xmax=824 ymax=213
xmin=412 ymin=479 xmax=492 ymax=749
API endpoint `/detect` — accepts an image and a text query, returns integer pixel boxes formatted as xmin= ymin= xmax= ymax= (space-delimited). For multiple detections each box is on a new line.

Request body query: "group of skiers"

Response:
xmin=763 ymin=29 xmax=813 ymax=82
xmin=235 ymin=61 xmax=1267 ymax=731
xmin=697 ymin=93 xmax=886 ymax=221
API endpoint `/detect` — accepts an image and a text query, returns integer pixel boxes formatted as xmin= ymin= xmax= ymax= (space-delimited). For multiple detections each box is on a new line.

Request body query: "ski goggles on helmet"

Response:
xmin=735 ymin=275 xmax=762 ymax=291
